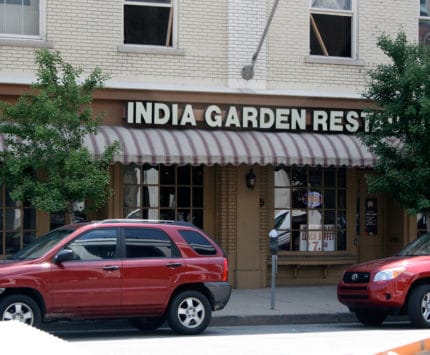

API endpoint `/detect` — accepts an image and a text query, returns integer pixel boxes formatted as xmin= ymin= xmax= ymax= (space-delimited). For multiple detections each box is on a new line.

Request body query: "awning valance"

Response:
xmin=83 ymin=125 xmax=375 ymax=167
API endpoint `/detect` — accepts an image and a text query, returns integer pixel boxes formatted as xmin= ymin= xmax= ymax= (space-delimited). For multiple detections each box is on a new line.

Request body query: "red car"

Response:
xmin=0 ymin=220 xmax=231 ymax=335
xmin=337 ymin=233 xmax=430 ymax=327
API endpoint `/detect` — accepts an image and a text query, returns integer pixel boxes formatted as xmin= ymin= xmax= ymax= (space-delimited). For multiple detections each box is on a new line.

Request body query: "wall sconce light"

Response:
xmin=246 ymin=169 xmax=256 ymax=190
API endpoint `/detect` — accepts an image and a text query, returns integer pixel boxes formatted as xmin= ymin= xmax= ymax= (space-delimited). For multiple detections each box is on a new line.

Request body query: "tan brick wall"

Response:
xmin=216 ymin=166 xmax=238 ymax=285
xmin=0 ymin=0 xmax=419 ymax=96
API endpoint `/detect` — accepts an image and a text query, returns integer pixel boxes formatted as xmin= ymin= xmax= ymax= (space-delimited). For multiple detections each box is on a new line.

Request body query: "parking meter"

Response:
xmin=269 ymin=229 xmax=279 ymax=255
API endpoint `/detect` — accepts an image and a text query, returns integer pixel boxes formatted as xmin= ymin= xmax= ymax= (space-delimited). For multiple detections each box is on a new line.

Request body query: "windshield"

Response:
xmin=397 ymin=233 xmax=430 ymax=256
xmin=9 ymin=228 xmax=76 ymax=260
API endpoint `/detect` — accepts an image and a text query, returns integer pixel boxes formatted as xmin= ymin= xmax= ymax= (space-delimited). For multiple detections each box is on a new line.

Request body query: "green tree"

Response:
xmin=0 ymin=49 xmax=119 ymax=215
xmin=360 ymin=32 xmax=430 ymax=215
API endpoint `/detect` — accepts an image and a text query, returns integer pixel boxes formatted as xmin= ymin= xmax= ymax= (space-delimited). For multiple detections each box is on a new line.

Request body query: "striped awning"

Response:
xmin=83 ymin=125 xmax=376 ymax=167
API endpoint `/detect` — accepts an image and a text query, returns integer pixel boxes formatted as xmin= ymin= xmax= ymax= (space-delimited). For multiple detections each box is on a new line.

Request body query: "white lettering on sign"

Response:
xmin=126 ymin=101 xmax=367 ymax=133
xmin=313 ymin=110 xmax=328 ymax=131
xmin=225 ymin=106 xmax=241 ymax=128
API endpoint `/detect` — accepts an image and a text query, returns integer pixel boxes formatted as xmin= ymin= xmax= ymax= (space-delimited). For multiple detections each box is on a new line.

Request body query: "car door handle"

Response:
xmin=102 ymin=265 xmax=120 ymax=271
xmin=165 ymin=262 xmax=183 ymax=268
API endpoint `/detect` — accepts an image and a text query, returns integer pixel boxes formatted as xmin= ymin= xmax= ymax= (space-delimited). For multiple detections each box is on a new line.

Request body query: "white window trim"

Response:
xmin=307 ymin=0 xmax=358 ymax=62
xmin=122 ymin=0 xmax=179 ymax=49
xmin=0 ymin=0 xmax=50 ymax=47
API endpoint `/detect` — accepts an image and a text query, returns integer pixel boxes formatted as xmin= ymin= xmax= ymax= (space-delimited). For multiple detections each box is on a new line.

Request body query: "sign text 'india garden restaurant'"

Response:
xmin=126 ymin=101 xmax=371 ymax=133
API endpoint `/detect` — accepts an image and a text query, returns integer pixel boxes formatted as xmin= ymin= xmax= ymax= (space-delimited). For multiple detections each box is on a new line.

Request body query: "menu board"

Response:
xmin=365 ymin=198 xmax=377 ymax=236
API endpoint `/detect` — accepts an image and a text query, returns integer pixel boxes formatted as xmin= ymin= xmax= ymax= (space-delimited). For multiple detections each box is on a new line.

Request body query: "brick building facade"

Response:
xmin=0 ymin=0 xmax=425 ymax=288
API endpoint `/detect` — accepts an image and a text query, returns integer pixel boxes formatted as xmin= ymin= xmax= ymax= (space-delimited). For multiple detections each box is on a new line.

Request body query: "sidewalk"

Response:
xmin=211 ymin=285 xmax=357 ymax=326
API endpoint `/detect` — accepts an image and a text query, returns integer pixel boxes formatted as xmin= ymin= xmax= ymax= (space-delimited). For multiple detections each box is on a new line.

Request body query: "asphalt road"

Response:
xmin=47 ymin=321 xmax=430 ymax=355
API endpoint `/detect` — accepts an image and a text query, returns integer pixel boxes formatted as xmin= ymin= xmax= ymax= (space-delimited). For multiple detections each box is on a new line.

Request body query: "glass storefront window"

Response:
xmin=274 ymin=166 xmax=347 ymax=252
xmin=123 ymin=164 xmax=204 ymax=228
xmin=0 ymin=185 xmax=36 ymax=256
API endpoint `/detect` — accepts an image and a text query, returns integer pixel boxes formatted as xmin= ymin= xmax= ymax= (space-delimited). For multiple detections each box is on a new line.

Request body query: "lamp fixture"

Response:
xmin=246 ymin=169 xmax=256 ymax=190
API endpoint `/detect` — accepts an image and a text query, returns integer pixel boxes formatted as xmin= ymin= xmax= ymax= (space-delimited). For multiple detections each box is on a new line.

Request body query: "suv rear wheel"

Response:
xmin=167 ymin=290 xmax=211 ymax=335
xmin=408 ymin=284 xmax=430 ymax=328
xmin=0 ymin=295 xmax=41 ymax=327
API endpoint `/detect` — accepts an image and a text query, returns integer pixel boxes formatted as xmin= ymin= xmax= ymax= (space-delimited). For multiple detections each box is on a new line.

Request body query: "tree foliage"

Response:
xmin=0 ymin=49 xmax=119 ymax=214
xmin=360 ymin=32 xmax=430 ymax=214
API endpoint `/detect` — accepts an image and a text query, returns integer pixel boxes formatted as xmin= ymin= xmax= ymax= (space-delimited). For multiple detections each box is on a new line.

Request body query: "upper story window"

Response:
xmin=124 ymin=0 xmax=175 ymax=47
xmin=310 ymin=0 xmax=354 ymax=58
xmin=420 ymin=0 xmax=430 ymax=45
xmin=0 ymin=0 xmax=40 ymax=38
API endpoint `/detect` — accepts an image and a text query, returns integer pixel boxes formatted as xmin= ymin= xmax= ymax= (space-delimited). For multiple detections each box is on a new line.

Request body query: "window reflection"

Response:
xmin=123 ymin=164 xmax=204 ymax=228
xmin=273 ymin=166 xmax=347 ymax=252
xmin=312 ymin=0 xmax=351 ymax=10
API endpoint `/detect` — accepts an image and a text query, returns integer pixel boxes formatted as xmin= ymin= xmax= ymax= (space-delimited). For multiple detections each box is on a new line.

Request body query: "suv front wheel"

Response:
xmin=0 ymin=295 xmax=41 ymax=327
xmin=167 ymin=290 xmax=211 ymax=335
xmin=355 ymin=309 xmax=387 ymax=326
xmin=408 ymin=284 xmax=430 ymax=328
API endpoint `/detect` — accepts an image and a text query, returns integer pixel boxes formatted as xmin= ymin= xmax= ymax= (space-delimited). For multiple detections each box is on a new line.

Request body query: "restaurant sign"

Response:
xmin=126 ymin=101 xmax=370 ymax=133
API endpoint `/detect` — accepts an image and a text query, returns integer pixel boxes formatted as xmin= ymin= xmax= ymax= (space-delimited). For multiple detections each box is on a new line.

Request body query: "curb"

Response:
xmin=210 ymin=312 xmax=358 ymax=327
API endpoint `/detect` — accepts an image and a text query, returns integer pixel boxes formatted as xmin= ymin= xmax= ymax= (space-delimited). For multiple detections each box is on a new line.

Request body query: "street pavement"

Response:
xmin=210 ymin=284 xmax=358 ymax=327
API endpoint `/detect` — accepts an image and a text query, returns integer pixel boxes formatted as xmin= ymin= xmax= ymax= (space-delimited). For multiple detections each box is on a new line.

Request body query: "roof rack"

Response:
xmin=99 ymin=219 xmax=176 ymax=224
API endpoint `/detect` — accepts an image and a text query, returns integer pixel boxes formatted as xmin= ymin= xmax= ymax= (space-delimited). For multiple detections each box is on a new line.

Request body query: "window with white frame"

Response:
xmin=124 ymin=0 xmax=174 ymax=46
xmin=0 ymin=0 xmax=40 ymax=38
xmin=310 ymin=0 xmax=353 ymax=58
xmin=420 ymin=0 xmax=430 ymax=45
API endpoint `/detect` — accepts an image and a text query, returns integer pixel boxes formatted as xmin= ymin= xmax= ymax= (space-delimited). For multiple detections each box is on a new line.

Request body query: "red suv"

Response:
xmin=0 ymin=220 xmax=231 ymax=335
xmin=337 ymin=233 xmax=430 ymax=328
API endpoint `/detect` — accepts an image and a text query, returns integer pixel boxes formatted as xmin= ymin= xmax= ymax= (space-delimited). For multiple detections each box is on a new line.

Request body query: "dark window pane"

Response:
xmin=291 ymin=167 xmax=306 ymax=187
xmin=309 ymin=167 xmax=322 ymax=187
xmin=192 ymin=209 xmax=203 ymax=228
xmin=193 ymin=187 xmax=203 ymax=207
xmin=310 ymin=14 xmax=351 ymax=57
xmin=179 ymin=229 xmax=216 ymax=255
xmin=192 ymin=166 xmax=204 ymax=185
xmin=160 ymin=186 xmax=175 ymax=207
xmin=338 ymin=189 xmax=346 ymax=209
xmin=178 ymin=187 xmax=191 ymax=207
xmin=178 ymin=166 xmax=191 ymax=185
xmin=324 ymin=189 xmax=336 ymax=209
xmin=324 ymin=167 xmax=336 ymax=187
xmin=292 ymin=189 xmax=307 ymax=208
xmin=160 ymin=166 xmax=175 ymax=185
xmin=338 ymin=168 xmax=346 ymax=187
xmin=324 ymin=210 xmax=336 ymax=224
xmin=124 ymin=5 xmax=171 ymax=46
xmin=160 ymin=209 xmax=175 ymax=221
xmin=23 ymin=208 xmax=36 ymax=229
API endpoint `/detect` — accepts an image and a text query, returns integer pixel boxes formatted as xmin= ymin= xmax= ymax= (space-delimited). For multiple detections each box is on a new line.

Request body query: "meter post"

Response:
xmin=269 ymin=229 xmax=279 ymax=310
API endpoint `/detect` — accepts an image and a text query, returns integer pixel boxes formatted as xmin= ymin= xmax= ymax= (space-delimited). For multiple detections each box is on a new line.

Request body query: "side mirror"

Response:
xmin=53 ymin=248 xmax=75 ymax=263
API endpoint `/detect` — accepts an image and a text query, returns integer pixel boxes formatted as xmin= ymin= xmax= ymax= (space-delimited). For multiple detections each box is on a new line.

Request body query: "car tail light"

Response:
xmin=222 ymin=257 xmax=229 ymax=282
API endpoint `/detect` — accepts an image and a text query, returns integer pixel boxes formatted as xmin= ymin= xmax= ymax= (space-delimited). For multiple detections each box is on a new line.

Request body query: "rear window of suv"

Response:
xmin=179 ymin=230 xmax=217 ymax=255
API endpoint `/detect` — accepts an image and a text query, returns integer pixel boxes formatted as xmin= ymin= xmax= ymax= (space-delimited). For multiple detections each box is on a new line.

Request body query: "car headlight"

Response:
xmin=373 ymin=266 xmax=405 ymax=282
